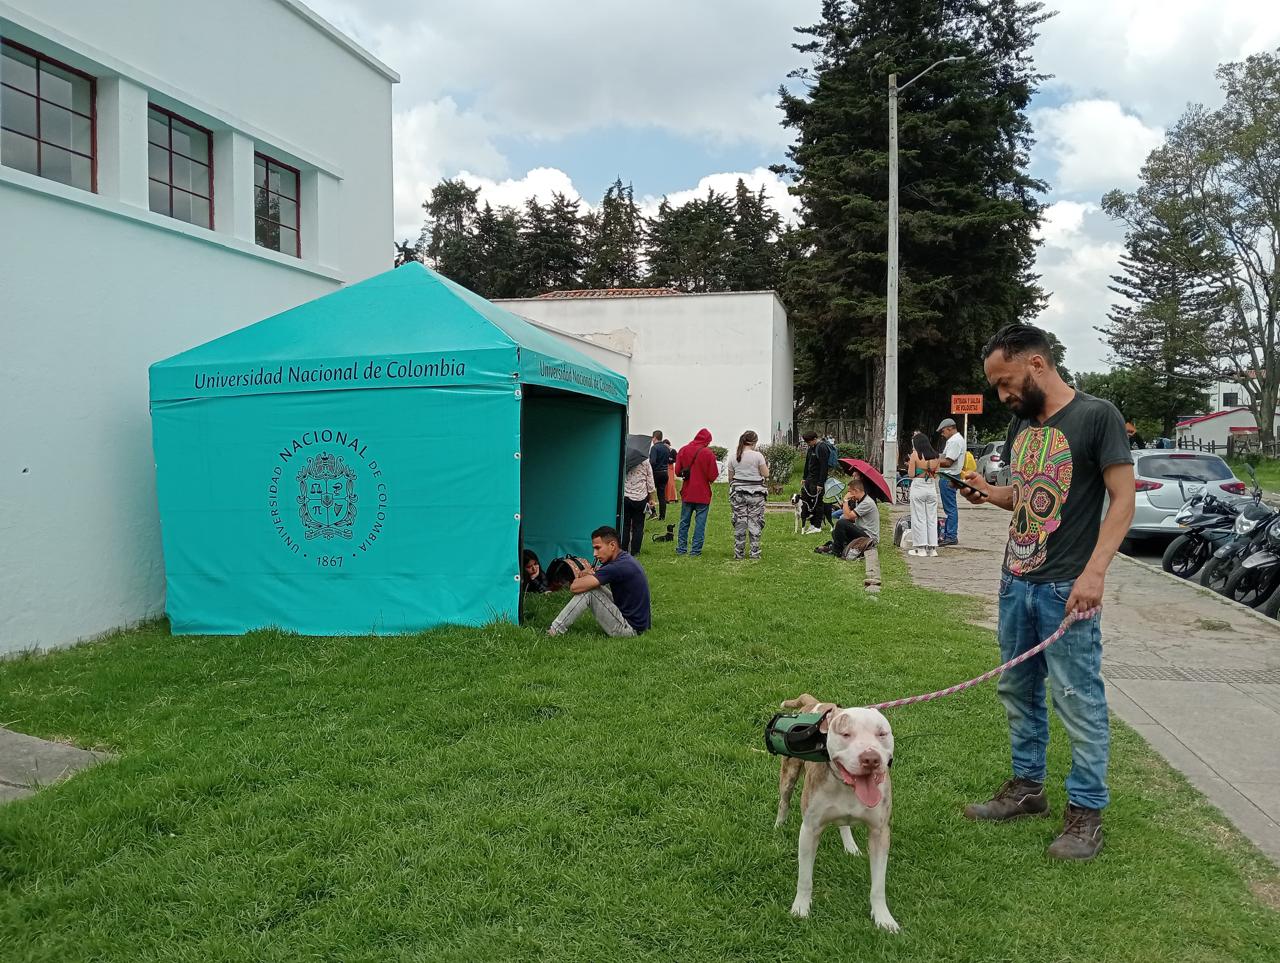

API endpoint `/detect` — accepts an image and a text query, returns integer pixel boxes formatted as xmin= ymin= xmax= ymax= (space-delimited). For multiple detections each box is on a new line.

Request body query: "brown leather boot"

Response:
xmin=1047 ymin=804 xmax=1104 ymax=860
xmin=964 ymin=777 xmax=1050 ymax=821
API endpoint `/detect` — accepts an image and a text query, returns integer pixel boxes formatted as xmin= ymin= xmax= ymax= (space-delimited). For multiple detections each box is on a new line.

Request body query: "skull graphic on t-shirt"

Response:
xmin=1005 ymin=427 xmax=1073 ymax=575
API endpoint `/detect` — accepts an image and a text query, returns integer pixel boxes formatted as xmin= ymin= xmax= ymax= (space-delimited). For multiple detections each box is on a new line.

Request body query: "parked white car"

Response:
xmin=1128 ymin=451 xmax=1248 ymax=541
xmin=974 ymin=442 xmax=1004 ymax=484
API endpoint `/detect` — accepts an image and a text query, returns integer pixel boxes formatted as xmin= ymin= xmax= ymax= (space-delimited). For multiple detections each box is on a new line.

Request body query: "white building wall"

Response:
xmin=1176 ymin=409 xmax=1280 ymax=447
xmin=497 ymin=292 xmax=792 ymax=452
xmin=771 ymin=297 xmax=794 ymax=444
xmin=0 ymin=1 xmax=396 ymax=653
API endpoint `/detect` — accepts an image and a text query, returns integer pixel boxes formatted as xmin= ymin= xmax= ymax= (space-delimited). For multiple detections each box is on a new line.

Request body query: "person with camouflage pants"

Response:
xmin=725 ymin=430 xmax=770 ymax=560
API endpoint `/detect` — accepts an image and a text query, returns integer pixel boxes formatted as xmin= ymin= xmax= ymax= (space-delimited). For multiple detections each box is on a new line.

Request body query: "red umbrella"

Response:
xmin=837 ymin=458 xmax=892 ymax=502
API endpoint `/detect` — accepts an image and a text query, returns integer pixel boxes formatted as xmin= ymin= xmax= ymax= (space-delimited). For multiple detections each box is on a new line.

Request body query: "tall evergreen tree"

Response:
xmin=645 ymin=188 xmax=737 ymax=291
xmin=726 ymin=179 xmax=785 ymax=291
xmin=473 ymin=203 xmax=525 ymax=299
xmin=1104 ymin=51 xmax=1280 ymax=442
xmin=583 ymin=179 xmax=644 ymax=288
xmin=520 ymin=193 xmax=586 ymax=294
xmin=777 ymin=0 xmax=1049 ymax=463
xmin=418 ymin=179 xmax=482 ymax=290
xmin=1097 ymin=198 xmax=1222 ymax=436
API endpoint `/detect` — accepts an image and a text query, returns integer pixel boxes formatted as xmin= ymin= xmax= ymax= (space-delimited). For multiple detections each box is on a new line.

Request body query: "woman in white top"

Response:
xmin=621 ymin=452 xmax=656 ymax=555
xmin=725 ymin=430 xmax=771 ymax=560
xmin=907 ymin=432 xmax=941 ymax=557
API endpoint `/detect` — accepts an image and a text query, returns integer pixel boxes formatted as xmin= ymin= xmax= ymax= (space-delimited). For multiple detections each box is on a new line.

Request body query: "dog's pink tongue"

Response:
xmin=852 ymin=773 xmax=882 ymax=808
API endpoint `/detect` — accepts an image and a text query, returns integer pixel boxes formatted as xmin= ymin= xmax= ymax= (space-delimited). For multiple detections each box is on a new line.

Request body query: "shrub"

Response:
xmin=760 ymin=443 xmax=800 ymax=493
xmin=836 ymin=442 xmax=865 ymax=461
xmin=709 ymin=445 xmax=728 ymax=460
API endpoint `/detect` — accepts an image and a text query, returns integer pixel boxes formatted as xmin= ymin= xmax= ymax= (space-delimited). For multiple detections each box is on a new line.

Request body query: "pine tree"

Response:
xmin=473 ymin=203 xmax=525 ymax=299
xmin=777 ymin=0 xmax=1049 ymax=462
xmin=519 ymin=193 xmax=586 ymax=294
xmin=1097 ymin=197 xmax=1221 ymax=436
xmin=583 ymin=179 xmax=644 ymax=289
xmin=418 ymin=179 xmax=482 ymax=290
xmin=726 ymin=179 xmax=784 ymax=291
xmin=645 ymin=188 xmax=736 ymax=291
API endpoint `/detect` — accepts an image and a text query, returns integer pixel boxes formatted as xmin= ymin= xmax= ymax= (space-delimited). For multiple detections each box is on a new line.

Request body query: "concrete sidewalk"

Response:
xmin=897 ymin=501 xmax=1280 ymax=865
xmin=0 ymin=727 xmax=110 ymax=803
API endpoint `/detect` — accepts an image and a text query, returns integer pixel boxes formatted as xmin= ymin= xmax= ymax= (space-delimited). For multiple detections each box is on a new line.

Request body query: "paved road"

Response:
xmin=896 ymin=501 xmax=1280 ymax=864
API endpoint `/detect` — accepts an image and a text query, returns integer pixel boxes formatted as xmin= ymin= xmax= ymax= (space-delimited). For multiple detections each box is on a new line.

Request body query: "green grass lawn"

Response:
xmin=1227 ymin=457 xmax=1280 ymax=498
xmin=2 ymin=498 xmax=1278 ymax=962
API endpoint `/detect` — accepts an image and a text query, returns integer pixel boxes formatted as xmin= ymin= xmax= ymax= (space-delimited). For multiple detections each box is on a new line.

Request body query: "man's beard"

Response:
xmin=1009 ymin=375 xmax=1047 ymax=420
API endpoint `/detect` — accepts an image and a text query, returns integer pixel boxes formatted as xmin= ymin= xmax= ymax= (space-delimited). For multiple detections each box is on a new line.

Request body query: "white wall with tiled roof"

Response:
xmin=497 ymin=290 xmax=793 ymax=451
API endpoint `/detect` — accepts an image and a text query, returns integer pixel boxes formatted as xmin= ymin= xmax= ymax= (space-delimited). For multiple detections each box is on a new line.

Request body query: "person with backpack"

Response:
xmin=936 ymin=418 xmax=967 ymax=547
xmin=674 ymin=428 xmax=720 ymax=557
xmin=649 ymin=431 xmax=677 ymax=521
xmin=800 ymin=431 xmax=836 ymax=534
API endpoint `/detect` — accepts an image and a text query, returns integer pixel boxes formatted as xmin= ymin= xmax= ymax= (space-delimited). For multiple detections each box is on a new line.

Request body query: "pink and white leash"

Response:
xmin=862 ymin=606 xmax=1100 ymax=712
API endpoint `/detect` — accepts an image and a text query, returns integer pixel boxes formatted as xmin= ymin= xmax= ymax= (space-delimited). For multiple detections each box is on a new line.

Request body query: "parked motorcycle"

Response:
xmin=1223 ymin=515 xmax=1280 ymax=608
xmin=1160 ymin=492 xmax=1241 ymax=580
xmin=1198 ymin=467 xmax=1273 ymax=594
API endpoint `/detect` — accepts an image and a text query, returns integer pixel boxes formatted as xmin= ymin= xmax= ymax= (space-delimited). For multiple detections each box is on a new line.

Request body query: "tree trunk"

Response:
xmin=867 ymin=354 xmax=886 ymax=470
xmin=1259 ymin=376 xmax=1278 ymax=445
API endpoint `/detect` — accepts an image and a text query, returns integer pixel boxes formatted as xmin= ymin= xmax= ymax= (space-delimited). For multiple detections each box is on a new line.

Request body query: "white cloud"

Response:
xmin=305 ymin=0 xmax=808 ymax=147
xmin=392 ymin=99 xmax=508 ymax=239
xmin=1034 ymin=204 xmax=1129 ymax=372
xmin=639 ymin=168 xmax=798 ymax=224
xmin=1037 ymin=200 xmax=1096 ymax=249
xmin=1035 ymin=0 xmax=1280 ymax=124
xmin=1033 ymin=100 xmax=1164 ymax=195
xmin=457 ymin=167 xmax=582 ymax=212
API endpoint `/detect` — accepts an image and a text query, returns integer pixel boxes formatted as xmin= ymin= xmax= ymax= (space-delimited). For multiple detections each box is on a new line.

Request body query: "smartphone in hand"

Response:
xmin=938 ymin=470 xmax=988 ymax=498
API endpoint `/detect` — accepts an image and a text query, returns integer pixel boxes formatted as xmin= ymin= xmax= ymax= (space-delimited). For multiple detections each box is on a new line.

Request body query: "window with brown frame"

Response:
xmin=147 ymin=105 xmax=213 ymax=228
xmin=254 ymin=152 xmax=299 ymax=257
xmin=1 ymin=39 xmax=95 ymax=192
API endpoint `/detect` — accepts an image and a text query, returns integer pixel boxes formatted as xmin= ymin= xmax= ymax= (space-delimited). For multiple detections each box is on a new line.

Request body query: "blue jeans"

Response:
xmin=677 ymin=502 xmax=710 ymax=555
xmin=939 ymin=478 xmax=958 ymax=541
xmin=997 ymin=574 xmax=1110 ymax=810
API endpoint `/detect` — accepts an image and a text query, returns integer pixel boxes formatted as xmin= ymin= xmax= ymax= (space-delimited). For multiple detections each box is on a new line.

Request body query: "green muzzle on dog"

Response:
xmin=764 ymin=710 xmax=831 ymax=762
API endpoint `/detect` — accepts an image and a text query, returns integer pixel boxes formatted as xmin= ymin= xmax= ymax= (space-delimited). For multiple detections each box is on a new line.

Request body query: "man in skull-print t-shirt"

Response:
xmin=1001 ymin=394 xmax=1133 ymax=581
xmin=957 ymin=324 xmax=1134 ymax=864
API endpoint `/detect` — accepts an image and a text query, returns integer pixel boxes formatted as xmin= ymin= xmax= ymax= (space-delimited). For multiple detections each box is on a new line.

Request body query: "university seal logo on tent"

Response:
xmin=297 ymin=452 xmax=357 ymax=540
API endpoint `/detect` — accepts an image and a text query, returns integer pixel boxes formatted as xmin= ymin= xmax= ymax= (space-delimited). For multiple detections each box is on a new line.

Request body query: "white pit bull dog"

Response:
xmin=775 ymin=693 xmax=898 ymax=933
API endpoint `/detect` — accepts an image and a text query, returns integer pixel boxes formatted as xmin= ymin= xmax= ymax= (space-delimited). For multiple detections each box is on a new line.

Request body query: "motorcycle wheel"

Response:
xmin=1199 ymin=554 xmax=1236 ymax=594
xmin=1261 ymin=580 xmax=1280 ymax=619
xmin=1162 ymin=534 xmax=1208 ymax=579
xmin=1222 ymin=564 xmax=1280 ymax=608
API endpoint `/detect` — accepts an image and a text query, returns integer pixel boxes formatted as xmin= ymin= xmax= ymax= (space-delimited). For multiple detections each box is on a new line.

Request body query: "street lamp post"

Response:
xmin=882 ymin=56 xmax=964 ymax=478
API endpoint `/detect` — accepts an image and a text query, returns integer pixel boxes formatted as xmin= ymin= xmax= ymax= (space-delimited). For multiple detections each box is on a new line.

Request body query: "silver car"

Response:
xmin=974 ymin=442 xmax=1004 ymax=484
xmin=1128 ymin=451 xmax=1247 ymax=539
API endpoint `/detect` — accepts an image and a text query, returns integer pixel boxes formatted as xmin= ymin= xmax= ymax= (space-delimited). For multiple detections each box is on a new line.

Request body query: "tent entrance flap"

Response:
xmin=521 ymin=387 xmax=624 ymax=566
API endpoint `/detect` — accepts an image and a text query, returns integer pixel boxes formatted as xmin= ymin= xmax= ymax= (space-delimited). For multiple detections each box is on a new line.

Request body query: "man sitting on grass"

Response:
xmin=817 ymin=477 xmax=879 ymax=559
xmin=548 ymin=526 xmax=651 ymax=638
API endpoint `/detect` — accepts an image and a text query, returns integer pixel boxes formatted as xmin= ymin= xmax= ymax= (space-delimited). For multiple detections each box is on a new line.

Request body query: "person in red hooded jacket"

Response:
xmin=674 ymin=428 xmax=720 ymax=556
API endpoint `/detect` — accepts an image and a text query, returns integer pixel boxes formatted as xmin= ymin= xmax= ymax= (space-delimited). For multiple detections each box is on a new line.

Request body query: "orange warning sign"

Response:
xmin=951 ymin=394 xmax=984 ymax=415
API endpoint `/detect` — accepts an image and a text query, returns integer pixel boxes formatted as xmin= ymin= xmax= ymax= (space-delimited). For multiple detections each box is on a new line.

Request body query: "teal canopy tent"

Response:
xmin=149 ymin=263 xmax=628 ymax=635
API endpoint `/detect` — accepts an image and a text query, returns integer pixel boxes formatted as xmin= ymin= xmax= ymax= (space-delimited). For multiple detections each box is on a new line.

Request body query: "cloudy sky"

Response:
xmin=307 ymin=0 xmax=1280 ymax=374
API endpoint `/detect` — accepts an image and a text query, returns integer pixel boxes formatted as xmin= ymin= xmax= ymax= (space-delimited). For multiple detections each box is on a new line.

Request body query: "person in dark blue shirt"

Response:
xmin=548 ymin=526 xmax=651 ymax=637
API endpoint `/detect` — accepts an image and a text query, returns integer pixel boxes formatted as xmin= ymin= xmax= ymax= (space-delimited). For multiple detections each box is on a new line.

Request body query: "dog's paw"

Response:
xmin=774 ymin=811 xmax=788 ymax=829
xmin=789 ymin=898 xmax=811 ymax=918
xmin=839 ymin=826 xmax=861 ymax=856
xmin=871 ymin=907 xmax=900 ymax=934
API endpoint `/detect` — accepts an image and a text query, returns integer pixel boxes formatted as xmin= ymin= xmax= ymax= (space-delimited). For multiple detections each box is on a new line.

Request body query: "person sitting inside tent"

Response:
xmin=547 ymin=526 xmax=651 ymax=638
xmin=522 ymin=549 xmax=549 ymax=593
